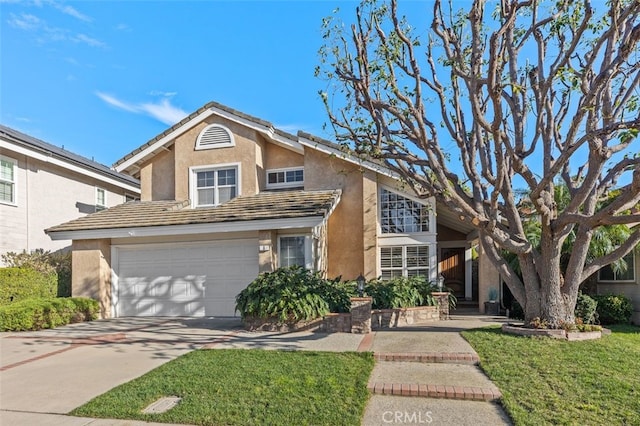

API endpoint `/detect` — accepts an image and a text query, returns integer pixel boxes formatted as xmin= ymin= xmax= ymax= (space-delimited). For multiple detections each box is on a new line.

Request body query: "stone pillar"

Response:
xmin=350 ymin=297 xmax=372 ymax=334
xmin=432 ymin=292 xmax=450 ymax=320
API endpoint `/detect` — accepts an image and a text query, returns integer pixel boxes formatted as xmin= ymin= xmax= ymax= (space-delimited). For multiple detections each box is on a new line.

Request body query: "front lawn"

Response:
xmin=72 ymin=349 xmax=374 ymax=425
xmin=462 ymin=325 xmax=640 ymax=425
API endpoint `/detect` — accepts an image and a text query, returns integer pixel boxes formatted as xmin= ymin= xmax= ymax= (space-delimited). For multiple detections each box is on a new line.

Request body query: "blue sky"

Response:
xmin=0 ymin=0 xmax=374 ymax=166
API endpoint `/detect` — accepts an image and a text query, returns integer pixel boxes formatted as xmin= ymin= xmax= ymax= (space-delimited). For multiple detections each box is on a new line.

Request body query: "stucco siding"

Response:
xmin=304 ymin=149 xmax=365 ymax=280
xmin=1 ymin=149 xmax=130 ymax=263
xmin=597 ymin=252 xmax=640 ymax=324
xmin=72 ymin=239 xmax=112 ymax=318
xmin=264 ymin=142 xmax=304 ymax=171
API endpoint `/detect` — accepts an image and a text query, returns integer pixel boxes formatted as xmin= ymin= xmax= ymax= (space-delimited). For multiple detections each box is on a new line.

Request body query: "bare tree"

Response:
xmin=318 ymin=0 xmax=640 ymax=327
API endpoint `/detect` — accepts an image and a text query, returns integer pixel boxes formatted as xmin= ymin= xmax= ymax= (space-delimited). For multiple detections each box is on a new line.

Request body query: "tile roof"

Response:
xmin=46 ymin=189 xmax=341 ymax=234
xmin=0 ymin=125 xmax=140 ymax=188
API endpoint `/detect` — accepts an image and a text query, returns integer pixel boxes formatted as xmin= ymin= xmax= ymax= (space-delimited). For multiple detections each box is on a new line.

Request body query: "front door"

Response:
xmin=439 ymin=247 xmax=465 ymax=297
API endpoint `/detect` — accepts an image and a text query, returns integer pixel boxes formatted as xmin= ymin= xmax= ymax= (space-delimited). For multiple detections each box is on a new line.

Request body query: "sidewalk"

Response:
xmin=359 ymin=313 xmax=512 ymax=425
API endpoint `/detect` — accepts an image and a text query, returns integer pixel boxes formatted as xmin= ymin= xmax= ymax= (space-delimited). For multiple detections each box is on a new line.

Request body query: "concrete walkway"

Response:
xmin=359 ymin=313 xmax=512 ymax=425
xmin=1 ymin=313 xmax=512 ymax=425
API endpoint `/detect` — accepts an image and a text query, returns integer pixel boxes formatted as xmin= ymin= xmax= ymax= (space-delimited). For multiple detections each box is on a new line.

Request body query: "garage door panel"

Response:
xmin=116 ymin=239 xmax=258 ymax=317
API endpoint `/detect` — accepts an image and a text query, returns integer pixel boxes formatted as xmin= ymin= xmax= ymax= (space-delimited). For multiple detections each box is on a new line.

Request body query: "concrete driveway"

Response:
xmin=0 ymin=317 xmax=243 ymax=417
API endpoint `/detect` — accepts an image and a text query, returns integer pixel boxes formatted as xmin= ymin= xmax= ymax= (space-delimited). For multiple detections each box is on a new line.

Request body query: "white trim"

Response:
xmin=110 ymin=245 xmax=119 ymax=318
xmin=114 ymin=106 xmax=304 ymax=173
xmin=188 ymin=162 xmax=241 ymax=208
xmin=278 ymin=234 xmax=313 ymax=269
xmin=195 ymin=124 xmax=235 ymax=150
xmin=1 ymin=140 xmax=140 ymax=194
xmin=0 ymin=154 xmax=17 ymax=206
xmin=266 ymin=166 xmax=304 ymax=189
xmin=48 ymin=216 xmax=325 ymax=240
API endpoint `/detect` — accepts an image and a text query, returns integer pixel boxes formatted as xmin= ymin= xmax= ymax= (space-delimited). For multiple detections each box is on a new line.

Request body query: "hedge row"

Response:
xmin=0 ymin=268 xmax=58 ymax=307
xmin=0 ymin=297 xmax=99 ymax=331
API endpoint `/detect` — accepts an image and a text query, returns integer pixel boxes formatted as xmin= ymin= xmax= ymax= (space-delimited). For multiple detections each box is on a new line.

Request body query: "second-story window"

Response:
xmin=192 ymin=165 xmax=238 ymax=207
xmin=266 ymin=167 xmax=304 ymax=189
xmin=380 ymin=188 xmax=429 ymax=233
xmin=96 ymin=188 xmax=107 ymax=211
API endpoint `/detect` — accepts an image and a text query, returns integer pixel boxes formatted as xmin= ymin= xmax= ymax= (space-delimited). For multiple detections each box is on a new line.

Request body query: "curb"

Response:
xmin=374 ymin=352 xmax=479 ymax=364
xmin=367 ymin=382 xmax=501 ymax=401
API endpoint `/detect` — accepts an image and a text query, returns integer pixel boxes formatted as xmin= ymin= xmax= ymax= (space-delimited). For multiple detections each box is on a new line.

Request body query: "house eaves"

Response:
xmin=46 ymin=189 xmax=342 ymax=241
xmin=113 ymin=101 xmax=304 ymax=176
xmin=0 ymin=125 xmax=140 ymax=194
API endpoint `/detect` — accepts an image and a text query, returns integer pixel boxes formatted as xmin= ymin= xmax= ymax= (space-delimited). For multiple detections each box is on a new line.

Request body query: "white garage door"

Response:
xmin=114 ymin=239 xmax=258 ymax=317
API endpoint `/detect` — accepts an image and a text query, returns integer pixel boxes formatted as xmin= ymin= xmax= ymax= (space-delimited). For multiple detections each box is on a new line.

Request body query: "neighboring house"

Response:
xmin=595 ymin=247 xmax=640 ymax=324
xmin=44 ymin=101 xmax=498 ymax=318
xmin=0 ymin=125 xmax=140 ymax=264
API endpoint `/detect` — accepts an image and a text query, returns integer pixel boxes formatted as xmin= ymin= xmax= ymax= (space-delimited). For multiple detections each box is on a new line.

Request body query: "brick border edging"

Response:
xmin=374 ymin=351 xmax=479 ymax=364
xmin=367 ymin=382 xmax=501 ymax=401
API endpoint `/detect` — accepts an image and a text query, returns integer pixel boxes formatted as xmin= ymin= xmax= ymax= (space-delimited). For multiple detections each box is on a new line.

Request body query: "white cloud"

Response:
xmin=274 ymin=123 xmax=305 ymax=134
xmin=8 ymin=12 xmax=41 ymax=30
xmin=149 ymin=90 xmax=177 ymax=98
xmin=140 ymin=99 xmax=188 ymax=125
xmin=96 ymin=92 xmax=188 ymax=126
xmin=73 ymin=33 xmax=106 ymax=48
xmin=114 ymin=23 xmax=131 ymax=32
xmin=53 ymin=3 xmax=92 ymax=22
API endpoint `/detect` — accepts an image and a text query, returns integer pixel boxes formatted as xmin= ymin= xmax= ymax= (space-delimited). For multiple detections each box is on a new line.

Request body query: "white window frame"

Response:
xmin=380 ymin=244 xmax=430 ymax=279
xmin=0 ymin=155 xmax=17 ymax=206
xmin=95 ymin=187 xmax=107 ymax=212
xmin=195 ymin=124 xmax=235 ymax=150
xmin=189 ymin=163 xmax=241 ymax=208
xmin=266 ymin=167 xmax=304 ymax=189
xmin=378 ymin=186 xmax=431 ymax=235
xmin=278 ymin=234 xmax=313 ymax=269
xmin=598 ymin=251 xmax=636 ymax=283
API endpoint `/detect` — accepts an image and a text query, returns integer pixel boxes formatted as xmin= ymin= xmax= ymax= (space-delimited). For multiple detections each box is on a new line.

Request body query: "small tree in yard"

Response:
xmin=317 ymin=0 xmax=640 ymax=327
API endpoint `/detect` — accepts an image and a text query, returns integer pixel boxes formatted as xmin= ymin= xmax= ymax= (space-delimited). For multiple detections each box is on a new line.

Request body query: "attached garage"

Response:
xmin=112 ymin=239 xmax=259 ymax=317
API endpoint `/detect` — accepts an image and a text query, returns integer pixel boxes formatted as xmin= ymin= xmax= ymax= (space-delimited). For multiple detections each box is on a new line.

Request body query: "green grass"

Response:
xmin=462 ymin=325 xmax=640 ymax=426
xmin=72 ymin=349 xmax=374 ymax=426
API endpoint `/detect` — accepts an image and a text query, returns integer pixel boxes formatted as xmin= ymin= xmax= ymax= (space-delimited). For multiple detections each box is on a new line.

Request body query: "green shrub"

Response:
xmin=235 ymin=266 xmax=331 ymax=322
xmin=0 ymin=268 xmax=57 ymax=306
xmin=2 ymin=249 xmax=71 ymax=297
xmin=593 ymin=294 xmax=633 ymax=325
xmin=0 ymin=297 xmax=99 ymax=331
xmin=575 ymin=292 xmax=598 ymax=324
xmin=365 ymin=277 xmax=424 ymax=309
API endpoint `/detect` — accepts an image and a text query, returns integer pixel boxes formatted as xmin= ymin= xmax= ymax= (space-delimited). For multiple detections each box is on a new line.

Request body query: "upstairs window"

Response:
xmin=599 ymin=252 xmax=636 ymax=282
xmin=191 ymin=165 xmax=238 ymax=207
xmin=380 ymin=188 xmax=429 ymax=233
xmin=95 ymin=188 xmax=107 ymax=211
xmin=266 ymin=167 xmax=304 ymax=189
xmin=0 ymin=155 xmax=17 ymax=205
xmin=195 ymin=124 xmax=234 ymax=150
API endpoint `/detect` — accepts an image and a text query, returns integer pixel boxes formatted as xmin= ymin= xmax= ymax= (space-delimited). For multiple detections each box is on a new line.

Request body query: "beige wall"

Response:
xmin=597 ymin=252 xmax=640 ymax=324
xmin=0 ymin=148 xmax=135 ymax=264
xmin=477 ymin=241 xmax=501 ymax=313
xmin=71 ymin=239 xmax=112 ymax=318
xmin=174 ymin=117 xmax=261 ymax=201
xmin=304 ymin=149 xmax=368 ymax=280
xmin=139 ymin=146 xmax=175 ymax=201
xmin=264 ymin=142 xmax=304 ymax=171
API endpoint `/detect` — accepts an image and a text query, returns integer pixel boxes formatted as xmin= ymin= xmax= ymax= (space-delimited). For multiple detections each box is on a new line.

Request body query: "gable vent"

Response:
xmin=196 ymin=124 xmax=234 ymax=150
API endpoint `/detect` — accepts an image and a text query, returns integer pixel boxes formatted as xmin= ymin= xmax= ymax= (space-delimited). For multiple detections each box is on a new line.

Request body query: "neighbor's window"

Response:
xmin=599 ymin=252 xmax=636 ymax=282
xmin=266 ymin=167 xmax=304 ymax=189
xmin=0 ymin=155 xmax=17 ymax=205
xmin=195 ymin=124 xmax=234 ymax=150
xmin=380 ymin=188 xmax=429 ymax=233
xmin=380 ymin=245 xmax=429 ymax=279
xmin=95 ymin=188 xmax=107 ymax=211
xmin=279 ymin=236 xmax=309 ymax=268
xmin=192 ymin=166 xmax=238 ymax=207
